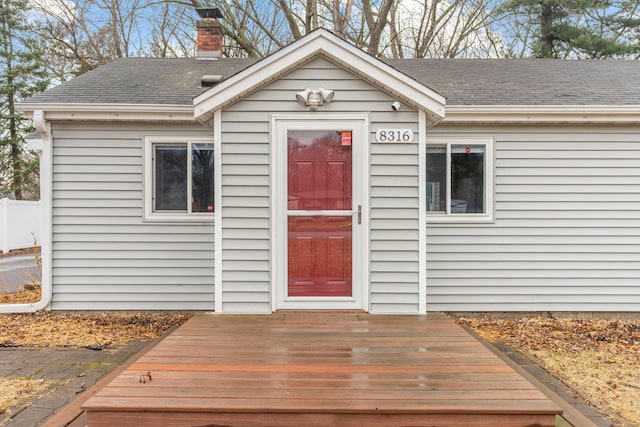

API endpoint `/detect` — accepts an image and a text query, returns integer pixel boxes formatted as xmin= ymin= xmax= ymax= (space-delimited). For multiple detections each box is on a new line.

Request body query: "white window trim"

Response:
xmin=426 ymin=137 xmax=494 ymax=223
xmin=144 ymin=135 xmax=215 ymax=222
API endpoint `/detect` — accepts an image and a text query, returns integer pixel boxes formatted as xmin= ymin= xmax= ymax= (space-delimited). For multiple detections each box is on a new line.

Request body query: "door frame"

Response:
xmin=271 ymin=114 xmax=370 ymax=311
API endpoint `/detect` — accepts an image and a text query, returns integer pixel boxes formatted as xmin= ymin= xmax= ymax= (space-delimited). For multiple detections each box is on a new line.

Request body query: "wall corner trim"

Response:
xmin=213 ymin=109 xmax=223 ymax=313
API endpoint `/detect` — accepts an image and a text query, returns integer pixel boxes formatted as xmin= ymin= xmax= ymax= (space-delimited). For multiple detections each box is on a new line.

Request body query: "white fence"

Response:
xmin=0 ymin=198 xmax=41 ymax=253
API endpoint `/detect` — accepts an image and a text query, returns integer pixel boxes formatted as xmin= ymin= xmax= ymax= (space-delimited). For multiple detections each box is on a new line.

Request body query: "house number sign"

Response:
xmin=375 ymin=129 xmax=414 ymax=143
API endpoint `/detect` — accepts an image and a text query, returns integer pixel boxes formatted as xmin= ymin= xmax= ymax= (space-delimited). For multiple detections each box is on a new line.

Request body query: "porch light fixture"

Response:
xmin=296 ymin=88 xmax=335 ymax=109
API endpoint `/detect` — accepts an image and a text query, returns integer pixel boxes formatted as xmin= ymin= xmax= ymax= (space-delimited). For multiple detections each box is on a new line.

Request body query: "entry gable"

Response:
xmin=193 ymin=29 xmax=446 ymax=124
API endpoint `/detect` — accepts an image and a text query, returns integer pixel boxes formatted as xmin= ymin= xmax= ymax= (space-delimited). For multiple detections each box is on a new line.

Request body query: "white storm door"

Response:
xmin=273 ymin=116 xmax=368 ymax=310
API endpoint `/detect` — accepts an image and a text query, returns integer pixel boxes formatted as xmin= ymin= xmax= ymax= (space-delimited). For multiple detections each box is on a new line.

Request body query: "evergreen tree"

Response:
xmin=498 ymin=0 xmax=640 ymax=58
xmin=0 ymin=0 xmax=49 ymax=199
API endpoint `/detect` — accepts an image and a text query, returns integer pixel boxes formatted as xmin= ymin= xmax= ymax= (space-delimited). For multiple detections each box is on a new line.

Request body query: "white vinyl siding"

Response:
xmin=426 ymin=125 xmax=640 ymax=312
xmin=219 ymin=56 xmax=421 ymax=313
xmin=50 ymin=122 xmax=214 ymax=310
xmin=218 ymin=106 xmax=271 ymax=313
xmin=370 ymin=127 xmax=420 ymax=313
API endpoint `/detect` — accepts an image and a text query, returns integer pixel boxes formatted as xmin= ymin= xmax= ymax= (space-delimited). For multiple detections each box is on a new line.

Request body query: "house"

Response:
xmin=12 ymin=10 xmax=640 ymax=314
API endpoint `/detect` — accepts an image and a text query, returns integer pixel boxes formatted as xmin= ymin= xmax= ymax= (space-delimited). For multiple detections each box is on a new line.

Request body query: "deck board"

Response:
xmin=82 ymin=312 xmax=561 ymax=426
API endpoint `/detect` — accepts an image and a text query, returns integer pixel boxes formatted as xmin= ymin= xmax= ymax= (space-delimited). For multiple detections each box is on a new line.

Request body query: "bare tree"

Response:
xmin=195 ymin=0 xmax=499 ymax=58
xmin=387 ymin=0 xmax=500 ymax=58
xmin=329 ymin=0 xmax=353 ymax=38
xmin=28 ymin=0 xmax=504 ymax=81
xmin=30 ymin=0 xmax=200 ymax=81
xmin=360 ymin=0 xmax=395 ymax=55
xmin=149 ymin=2 xmax=194 ymax=58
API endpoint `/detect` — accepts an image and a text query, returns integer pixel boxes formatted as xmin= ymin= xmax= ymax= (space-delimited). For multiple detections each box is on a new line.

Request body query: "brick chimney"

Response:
xmin=196 ymin=8 xmax=223 ymax=60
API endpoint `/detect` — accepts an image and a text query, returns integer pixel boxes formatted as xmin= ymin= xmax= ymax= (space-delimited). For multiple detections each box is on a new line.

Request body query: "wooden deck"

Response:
xmin=82 ymin=313 xmax=561 ymax=427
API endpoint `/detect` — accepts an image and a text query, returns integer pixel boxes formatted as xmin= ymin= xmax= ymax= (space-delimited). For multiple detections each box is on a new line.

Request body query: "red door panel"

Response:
xmin=288 ymin=216 xmax=352 ymax=296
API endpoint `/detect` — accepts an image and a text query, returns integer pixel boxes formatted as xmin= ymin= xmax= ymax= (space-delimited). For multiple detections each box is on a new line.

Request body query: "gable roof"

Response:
xmin=192 ymin=29 xmax=446 ymax=124
xmin=17 ymin=30 xmax=640 ymax=124
xmin=22 ymin=57 xmax=640 ymax=107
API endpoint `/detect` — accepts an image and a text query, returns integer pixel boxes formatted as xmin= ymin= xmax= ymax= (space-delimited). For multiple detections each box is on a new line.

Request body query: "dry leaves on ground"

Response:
xmin=0 ymin=378 xmax=51 ymax=425
xmin=458 ymin=316 xmax=640 ymax=427
xmin=0 ymin=311 xmax=193 ymax=349
xmin=0 ymin=283 xmax=41 ymax=305
xmin=0 ymin=312 xmax=192 ymax=425
xmin=0 ymin=246 xmax=42 ymax=305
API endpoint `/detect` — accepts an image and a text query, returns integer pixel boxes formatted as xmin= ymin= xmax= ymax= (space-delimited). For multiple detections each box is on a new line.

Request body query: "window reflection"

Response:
xmin=427 ymin=144 xmax=486 ymax=214
xmin=192 ymin=144 xmax=214 ymax=212
xmin=288 ymin=130 xmax=352 ymax=211
xmin=451 ymin=145 xmax=485 ymax=213
xmin=155 ymin=145 xmax=187 ymax=211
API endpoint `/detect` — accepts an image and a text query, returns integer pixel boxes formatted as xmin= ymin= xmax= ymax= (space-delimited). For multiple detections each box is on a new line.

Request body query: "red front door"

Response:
xmin=287 ymin=130 xmax=353 ymax=297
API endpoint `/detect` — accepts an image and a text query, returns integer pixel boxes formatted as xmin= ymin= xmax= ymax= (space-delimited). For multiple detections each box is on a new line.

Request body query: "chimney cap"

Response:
xmin=196 ymin=7 xmax=222 ymax=19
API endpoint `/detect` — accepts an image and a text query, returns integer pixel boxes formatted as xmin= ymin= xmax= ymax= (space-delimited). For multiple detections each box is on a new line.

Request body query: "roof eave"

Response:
xmin=17 ymin=103 xmax=196 ymax=122
xmin=442 ymin=105 xmax=640 ymax=124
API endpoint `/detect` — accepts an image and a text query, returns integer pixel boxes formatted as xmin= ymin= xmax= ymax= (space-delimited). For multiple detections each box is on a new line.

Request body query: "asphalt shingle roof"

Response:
xmin=386 ymin=58 xmax=640 ymax=106
xmin=25 ymin=58 xmax=257 ymax=105
xmin=24 ymin=57 xmax=640 ymax=107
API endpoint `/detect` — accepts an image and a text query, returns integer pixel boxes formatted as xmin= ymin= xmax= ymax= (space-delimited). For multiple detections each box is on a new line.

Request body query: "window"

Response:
xmin=145 ymin=136 xmax=214 ymax=221
xmin=426 ymin=138 xmax=493 ymax=222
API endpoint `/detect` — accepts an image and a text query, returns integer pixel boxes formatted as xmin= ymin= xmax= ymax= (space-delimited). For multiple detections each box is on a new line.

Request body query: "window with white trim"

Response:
xmin=426 ymin=138 xmax=493 ymax=222
xmin=144 ymin=136 xmax=214 ymax=220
